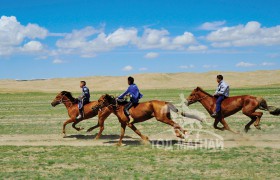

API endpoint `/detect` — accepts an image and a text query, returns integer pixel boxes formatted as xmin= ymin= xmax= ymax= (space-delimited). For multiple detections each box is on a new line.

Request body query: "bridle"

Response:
xmin=55 ymin=95 xmax=72 ymax=105
xmin=94 ymin=95 xmax=119 ymax=111
xmin=188 ymin=91 xmax=208 ymax=104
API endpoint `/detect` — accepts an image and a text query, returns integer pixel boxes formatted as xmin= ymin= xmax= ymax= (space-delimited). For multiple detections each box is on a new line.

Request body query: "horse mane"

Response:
xmin=196 ymin=87 xmax=213 ymax=97
xmin=61 ymin=91 xmax=78 ymax=103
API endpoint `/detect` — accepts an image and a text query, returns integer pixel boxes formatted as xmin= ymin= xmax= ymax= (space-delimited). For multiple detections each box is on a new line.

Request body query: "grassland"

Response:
xmin=1 ymin=87 xmax=280 ymax=179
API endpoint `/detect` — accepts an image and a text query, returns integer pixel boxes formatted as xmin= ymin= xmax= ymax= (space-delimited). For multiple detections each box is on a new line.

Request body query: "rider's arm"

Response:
xmin=218 ymin=82 xmax=228 ymax=95
xmin=81 ymin=87 xmax=89 ymax=98
xmin=118 ymin=86 xmax=131 ymax=99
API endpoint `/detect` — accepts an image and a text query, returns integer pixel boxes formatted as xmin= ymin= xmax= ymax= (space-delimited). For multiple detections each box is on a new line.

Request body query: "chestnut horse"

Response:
xmin=185 ymin=87 xmax=280 ymax=133
xmin=51 ymin=91 xmax=112 ymax=138
xmin=92 ymin=94 xmax=189 ymax=146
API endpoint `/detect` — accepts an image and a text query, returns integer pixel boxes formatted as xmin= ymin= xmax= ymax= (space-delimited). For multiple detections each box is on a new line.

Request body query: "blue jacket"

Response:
xmin=215 ymin=80 xmax=229 ymax=97
xmin=82 ymin=86 xmax=90 ymax=100
xmin=118 ymin=84 xmax=143 ymax=103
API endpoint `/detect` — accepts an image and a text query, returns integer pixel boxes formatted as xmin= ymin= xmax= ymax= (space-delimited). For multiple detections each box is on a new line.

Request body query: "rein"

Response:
xmin=57 ymin=95 xmax=74 ymax=107
xmin=189 ymin=92 xmax=209 ymax=104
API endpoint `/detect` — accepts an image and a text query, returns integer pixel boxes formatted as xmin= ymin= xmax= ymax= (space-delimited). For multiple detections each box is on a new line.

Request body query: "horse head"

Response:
xmin=92 ymin=94 xmax=116 ymax=111
xmin=185 ymin=87 xmax=205 ymax=106
xmin=51 ymin=91 xmax=76 ymax=107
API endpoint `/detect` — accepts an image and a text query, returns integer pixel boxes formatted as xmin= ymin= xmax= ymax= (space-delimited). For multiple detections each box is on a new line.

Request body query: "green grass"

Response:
xmin=1 ymin=146 xmax=280 ymax=179
xmin=0 ymin=86 xmax=280 ymax=179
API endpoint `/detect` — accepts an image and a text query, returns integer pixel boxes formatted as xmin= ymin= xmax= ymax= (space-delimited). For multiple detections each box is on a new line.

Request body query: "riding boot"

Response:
xmin=211 ymin=111 xmax=222 ymax=118
xmin=124 ymin=102 xmax=134 ymax=124
xmin=211 ymin=112 xmax=218 ymax=118
xmin=76 ymin=108 xmax=84 ymax=120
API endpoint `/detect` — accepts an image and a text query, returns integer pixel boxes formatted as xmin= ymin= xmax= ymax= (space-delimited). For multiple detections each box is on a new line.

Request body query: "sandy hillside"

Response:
xmin=0 ymin=70 xmax=279 ymax=93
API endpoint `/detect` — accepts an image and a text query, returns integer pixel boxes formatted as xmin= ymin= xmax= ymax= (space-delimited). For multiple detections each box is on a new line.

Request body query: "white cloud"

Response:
xmin=172 ymin=32 xmax=195 ymax=45
xmin=139 ymin=67 xmax=148 ymax=71
xmin=56 ymin=27 xmax=137 ymax=57
xmin=0 ymin=16 xmax=48 ymax=56
xmin=261 ymin=62 xmax=275 ymax=66
xmin=21 ymin=41 xmax=43 ymax=52
xmin=207 ymin=21 xmax=280 ymax=47
xmin=122 ymin=65 xmax=133 ymax=71
xmin=200 ymin=21 xmax=226 ymax=30
xmin=267 ymin=53 xmax=279 ymax=58
xmin=53 ymin=58 xmax=65 ymax=64
xmin=187 ymin=45 xmax=208 ymax=51
xmin=137 ymin=28 xmax=170 ymax=49
xmin=106 ymin=28 xmax=138 ymax=47
xmin=179 ymin=65 xmax=195 ymax=69
xmin=236 ymin=61 xmax=255 ymax=67
xmin=144 ymin=52 xmax=159 ymax=59
xmin=137 ymin=28 xmax=196 ymax=50
xmin=55 ymin=27 xmax=198 ymax=57
xmin=203 ymin=64 xmax=218 ymax=69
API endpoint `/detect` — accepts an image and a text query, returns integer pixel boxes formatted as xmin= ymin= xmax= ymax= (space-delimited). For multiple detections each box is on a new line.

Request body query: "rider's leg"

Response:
xmin=76 ymin=99 xmax=84 ymax=120
xmin=211 ymin=95 xmax=224 ymax=118
xmin=124 ymin=101 xmax=134 ymax=124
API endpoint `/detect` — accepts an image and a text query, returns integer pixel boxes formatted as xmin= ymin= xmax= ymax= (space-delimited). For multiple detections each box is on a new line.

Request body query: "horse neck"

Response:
xmin=197 ymin=91 xmax=215 ymax=114
xmin=62 ymin=99 xmax=74 ymax=109
xmin=111 ymin=105 xmax=125 ymax=118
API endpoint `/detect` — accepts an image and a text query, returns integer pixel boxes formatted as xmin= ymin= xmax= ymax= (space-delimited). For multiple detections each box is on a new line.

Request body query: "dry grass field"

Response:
xmin=0 ymin=70 xmax=279 ymax=93
xmin=1 ymin=71 xmax=280 ymax=179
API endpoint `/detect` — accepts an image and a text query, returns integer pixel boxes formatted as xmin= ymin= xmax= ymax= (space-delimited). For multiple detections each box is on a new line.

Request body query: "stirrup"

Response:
xmin=128 ymin=118 xmax=134 ymax=124
xmin=211 ymin=112 xmax=218 ymax=118
xmin=76 ymin=114 xmax=83 ymax=120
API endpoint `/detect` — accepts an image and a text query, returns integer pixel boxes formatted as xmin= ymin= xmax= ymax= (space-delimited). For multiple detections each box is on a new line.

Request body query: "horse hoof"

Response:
xmin=141 ymin=139 xmax=150 ymax=145
xmin=244 ymin=128 xmax=249 ymax=133
xmin=255 ymin=126 xmax=261 ymax=130
xmin=116 ymin=143 xmax=123 ymax=146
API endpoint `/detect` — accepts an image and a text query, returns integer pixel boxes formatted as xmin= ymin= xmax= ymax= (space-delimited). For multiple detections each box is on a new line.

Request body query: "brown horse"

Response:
xmin=92 ymin=94 xmax=189 ymax=146
xmin=51 ymin=91 xmax=112 ymax=138
xmin=185 ymin=87 xmax=280 ymax=133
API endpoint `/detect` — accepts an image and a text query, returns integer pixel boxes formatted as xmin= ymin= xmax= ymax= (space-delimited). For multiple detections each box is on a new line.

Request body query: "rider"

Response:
xmin=76 ymin=81 xmax=90 ymax=120
xmin=211 ymin=75 xmax=229 ymax=118
xmin=117 ymin=76 xmax=143 ymax=124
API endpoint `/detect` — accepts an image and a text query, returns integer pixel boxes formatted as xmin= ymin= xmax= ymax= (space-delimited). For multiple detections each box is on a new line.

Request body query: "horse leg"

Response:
xmin=244 ymin=117 xmax=256 ymax=133
xmin=72 ymin=119 xmax=84 ymax=131
xmin=156 ymin=115 xmax=187 ymax=139
xmin=94 ymin=118 xmax=106 ymax=140
xmin=117 ymin=123 xmax=126 ymax=146
xmin=127 ymin=123 xmax=150 ymax=144
xmin=220 ymin=118 xmax=238 ymax=134
xmin=243 ymin=108 xmax=263 ymax=131
xmin=94 ymin=108 xmax=112 ymax=140
xmin=86 ymin=123 xmax=99 ymax=133
xmin=62 ymin=118 xmax=75 ymax=137
xmin=253 ymin=112 xmax=263 ymax=130
xmin=213 ymin=118 xmax=224 ymax=131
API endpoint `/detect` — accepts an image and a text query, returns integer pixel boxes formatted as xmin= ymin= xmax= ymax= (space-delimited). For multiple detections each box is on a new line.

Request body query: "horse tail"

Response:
xmin=258 ymin=98 xmax=280 ymax=116
xmin=167 ymin=103 xmax=179 ymax=113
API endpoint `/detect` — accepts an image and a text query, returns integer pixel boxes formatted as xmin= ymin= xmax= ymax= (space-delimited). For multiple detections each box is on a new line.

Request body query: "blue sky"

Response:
xmin=0 ymin=0 xmax=280 ymax=79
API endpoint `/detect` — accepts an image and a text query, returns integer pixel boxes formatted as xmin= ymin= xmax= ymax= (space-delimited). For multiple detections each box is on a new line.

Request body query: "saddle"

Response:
xmin=117 ymin=100 xmax=139 ymax=107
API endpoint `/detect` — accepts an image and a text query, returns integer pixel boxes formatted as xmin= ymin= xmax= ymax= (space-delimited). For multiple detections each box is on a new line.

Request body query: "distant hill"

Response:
xmin=0 ymin=70 xmax=279 ymax=93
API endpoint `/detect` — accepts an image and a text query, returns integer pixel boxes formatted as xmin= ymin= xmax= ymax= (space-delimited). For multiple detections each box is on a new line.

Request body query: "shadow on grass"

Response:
xmin=104 ymin=139 xmax=201 ymax=146
xmin=64 ymin=133 xmax=131 ymax=140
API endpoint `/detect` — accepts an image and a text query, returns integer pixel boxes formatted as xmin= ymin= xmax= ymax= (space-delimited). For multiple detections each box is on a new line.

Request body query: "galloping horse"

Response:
xmin=92 ymin=94 xmax=190 ymax=146
xmin=51 ymin=91 xmax=112 ymax=138
xmin=185 ymin=87 xmax=280 ymax=132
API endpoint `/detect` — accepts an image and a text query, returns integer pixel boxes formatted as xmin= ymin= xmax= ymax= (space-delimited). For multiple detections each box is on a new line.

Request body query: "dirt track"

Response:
xmin=1 ymin=132 xmax=280 ymax=149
